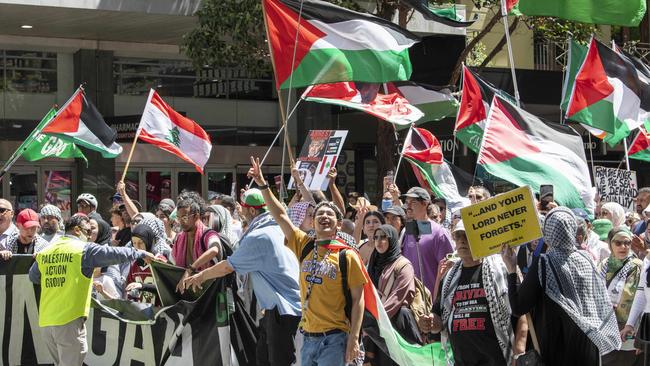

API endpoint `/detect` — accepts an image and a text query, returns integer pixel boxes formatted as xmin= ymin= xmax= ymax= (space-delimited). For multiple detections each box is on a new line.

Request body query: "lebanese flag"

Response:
xmin=302 ymin=81 xmax=423 ymax=125
xmin=263 ymin=0 xmax=419 ymax=90
xmin=480 ymin=96 xmax=593 ymax=211
xmin=42 ymin=88 xmax=122 ymax=157
xmin=629 ymin=125 xmax=650 ymax=162
xmin=566 ymin=38 xmax=649 ymax=142
xmin=137 ymin=90 xmax=212 ymax=173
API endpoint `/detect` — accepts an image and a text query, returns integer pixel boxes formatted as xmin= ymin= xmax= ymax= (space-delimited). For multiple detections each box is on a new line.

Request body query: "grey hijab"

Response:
xmin=539 ymin=207 xmax=621 ymax=355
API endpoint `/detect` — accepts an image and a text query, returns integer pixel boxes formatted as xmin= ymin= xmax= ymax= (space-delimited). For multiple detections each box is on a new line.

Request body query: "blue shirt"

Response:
xmin=227 ymin=213 xmax=301 ymax=316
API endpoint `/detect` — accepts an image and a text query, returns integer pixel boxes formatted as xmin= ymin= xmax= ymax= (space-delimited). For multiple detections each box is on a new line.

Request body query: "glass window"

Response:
xmin=1 ymin=50 xmax=57 ymax=93
xmin=178 ymin=172 xmax=201 ymax=196
xmin=43 ymin=170 xmax=72 ymax=219
xmin=10 ymin=172 xmax=38 ymax=212
xmin=207 ymin=172 xmax=234 ymax=198
xmin=118 ymin=171 xmax=139 ymax=206
xmin=146 ymin=171 xmax=172 ymax=211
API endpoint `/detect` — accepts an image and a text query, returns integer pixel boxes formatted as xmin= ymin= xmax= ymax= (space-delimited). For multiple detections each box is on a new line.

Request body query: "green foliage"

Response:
xmin=526 ymin=17 xmax=596 ymax=44
xmin=466 ymin=40 xmax=488 ymax=66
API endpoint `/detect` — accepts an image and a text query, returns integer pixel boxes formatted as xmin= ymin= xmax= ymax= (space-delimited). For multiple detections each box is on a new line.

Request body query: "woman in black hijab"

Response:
xmin=366 ymin=224 xmax=421 ymax=365
xmin=125 ymin=224 xmax=159 ymax=305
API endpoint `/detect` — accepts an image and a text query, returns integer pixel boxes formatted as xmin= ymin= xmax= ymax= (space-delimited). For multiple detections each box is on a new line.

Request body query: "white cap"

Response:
xmin=452 ymin=220 xmax=465 ymax=234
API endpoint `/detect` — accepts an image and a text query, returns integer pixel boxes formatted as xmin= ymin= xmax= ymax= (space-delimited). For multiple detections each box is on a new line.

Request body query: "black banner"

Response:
xmin=0 ymin=256 xmax=257 ymax=365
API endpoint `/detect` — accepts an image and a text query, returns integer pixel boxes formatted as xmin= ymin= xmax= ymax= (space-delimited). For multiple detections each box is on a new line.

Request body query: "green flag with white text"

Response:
xmin=22 ymin=133 xmax=87 ymax=162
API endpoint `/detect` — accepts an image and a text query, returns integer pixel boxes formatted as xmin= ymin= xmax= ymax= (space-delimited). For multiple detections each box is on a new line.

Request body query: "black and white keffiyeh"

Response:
xmin=137 ymin=212 xmax=171 ymax=259
xmin=539 ymin=207 xmax=621 ymax=355
xmin=440 ymin=255 xmax=513 ymax=363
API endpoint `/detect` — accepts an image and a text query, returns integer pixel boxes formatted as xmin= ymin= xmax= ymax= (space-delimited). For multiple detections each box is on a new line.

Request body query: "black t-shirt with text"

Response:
xmin=447 ymin=264 xmax=505 ymax=366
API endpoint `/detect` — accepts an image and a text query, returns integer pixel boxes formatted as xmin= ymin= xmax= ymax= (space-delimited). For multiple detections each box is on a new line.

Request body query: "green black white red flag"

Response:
xmin=387 ymin=81 xmax=458 ymax=128
xmin=455 ymin=65 xmax=514 ymax=153
xmin=263 ymin=0 xmax=419 ymax=89
xmin=628 ymin=125 xmax=650 ymax=162
xmin=41 ymin=88 xmax=122 ymax=157
xmin=479 ymin=96 xmax=594 ymax=211
xmin=403 ymin=127 xmax=471 ymax=213
xmin=302 ymin=82 xmax=424 ymax=125
xmin=566 ymin=38 xmax=650 ymax=144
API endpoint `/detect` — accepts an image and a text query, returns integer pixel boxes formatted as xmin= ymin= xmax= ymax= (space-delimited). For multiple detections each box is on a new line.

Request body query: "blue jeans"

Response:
xmin=301 ymin=331 xmax=347 ymax=366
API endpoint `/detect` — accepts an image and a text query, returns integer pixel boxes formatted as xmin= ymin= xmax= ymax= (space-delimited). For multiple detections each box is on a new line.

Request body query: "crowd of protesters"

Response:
xmin=1 ymin=157 xmax=650 ymax=366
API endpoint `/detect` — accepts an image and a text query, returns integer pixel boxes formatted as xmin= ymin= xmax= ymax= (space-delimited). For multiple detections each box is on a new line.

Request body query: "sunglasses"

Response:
xmin=0 ymin=207 xmax=11 ymax=214
xmin=612 ymin=239 xmax=632 ymax=247
xmin=373 ymin=233 xmax=387 ymax=241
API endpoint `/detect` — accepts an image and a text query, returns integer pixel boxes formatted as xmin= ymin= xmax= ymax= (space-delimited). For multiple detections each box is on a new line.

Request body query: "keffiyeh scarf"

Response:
xmin=209 ymin=205 xmax=240 ymax=250
xmin=540 ymin=207 xmax=622 ymax=355
xmin=440 ymin=255 xmax=513 ymax=363
xmin=137 ymin=212 xmax=171 ymax=259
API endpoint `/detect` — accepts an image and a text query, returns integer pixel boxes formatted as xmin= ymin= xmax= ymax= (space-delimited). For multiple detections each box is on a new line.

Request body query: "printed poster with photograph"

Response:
xmin=288 ymin=130 xmax=348 ymax=190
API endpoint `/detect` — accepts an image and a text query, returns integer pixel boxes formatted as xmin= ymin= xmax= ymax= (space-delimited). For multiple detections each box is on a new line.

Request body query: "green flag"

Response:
xmin=22 ymin=133 xmax=87 ymax=163
xmin=17 ymin=107 xmax=87 ymax=163
xmin=560 ymin=40 xmax=588 ymax=112
xmin=518 ymin=0 xmax=646 ymax=26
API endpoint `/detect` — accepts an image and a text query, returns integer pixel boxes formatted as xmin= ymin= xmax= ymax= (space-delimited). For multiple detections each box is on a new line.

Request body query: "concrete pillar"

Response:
xmin=73 ymin=49 xmax=115 ymax=219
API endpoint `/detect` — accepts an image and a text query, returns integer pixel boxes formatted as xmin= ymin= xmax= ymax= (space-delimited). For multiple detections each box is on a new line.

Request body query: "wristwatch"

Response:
xmin=187 ymin=265 xmax=198 ymax=275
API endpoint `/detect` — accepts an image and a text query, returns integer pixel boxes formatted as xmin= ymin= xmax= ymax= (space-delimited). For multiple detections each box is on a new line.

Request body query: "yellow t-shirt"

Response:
xmin=287 ymin=227 xmax=367 ymax=333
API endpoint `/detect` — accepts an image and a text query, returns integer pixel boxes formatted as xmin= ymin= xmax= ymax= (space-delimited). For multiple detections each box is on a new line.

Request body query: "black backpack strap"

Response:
xmin=339 ymin=249 xmax=352 ymax=320
xmin=299 ymin=239 xmax=315 ymax=263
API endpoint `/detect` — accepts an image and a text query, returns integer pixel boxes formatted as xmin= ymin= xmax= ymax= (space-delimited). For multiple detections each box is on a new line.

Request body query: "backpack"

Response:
xmin=300 ymin=240 xmax=352 ymax=320
xmin=381 ymin=256 xmax=432 ymax=328
xmin=200 ymin=229 xmax=234 ymax=261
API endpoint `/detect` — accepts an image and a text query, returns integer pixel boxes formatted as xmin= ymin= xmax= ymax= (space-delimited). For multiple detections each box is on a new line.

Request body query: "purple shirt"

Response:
xmin=401 ymin=219 xmax=453 ymax=294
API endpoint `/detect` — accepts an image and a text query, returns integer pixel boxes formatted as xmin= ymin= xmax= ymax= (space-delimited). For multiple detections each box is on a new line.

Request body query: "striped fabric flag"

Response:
xmin=302 ymin=82 xmax=424 ymax=125
xmin=387 ymin=82 xmax=458 ymax=127
xmin=42 ymin=88 xmax=122 ymax=157
xmin=566 ymin=38 xmax=650 ymax=145
xmin=403 ymin=127 xmax=471 ymax=213
xmin=629 ymin=125 xmax=650 ymax=162
xmin=137 ymin=89 xmax=212 ymax=173
xmin=518 ymin=0 xmax=646 ymax=26
xmin=398 ymin=0 xmax=477 ymax=27
xmin=263 ymin=0 xmax=419 ymax=89
xmin=480 ymin=96 xmax=594 ymax=211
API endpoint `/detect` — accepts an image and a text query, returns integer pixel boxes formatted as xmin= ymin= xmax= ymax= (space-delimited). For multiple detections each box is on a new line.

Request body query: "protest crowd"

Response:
xmin=1 ymin=153 xmax=649 ymax=366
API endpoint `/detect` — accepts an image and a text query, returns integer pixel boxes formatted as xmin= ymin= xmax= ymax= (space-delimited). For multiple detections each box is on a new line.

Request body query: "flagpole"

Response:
xmin=500 ymin=0 xmax=521 ymax=107
xmin=120 ymin=89 xmax=153 ymax=182
xmin=587 ymin=134 xmax=597 ymax=185
xmin=623 ymin=137 xmax=631 ymax=171
xmin=0 ymin=85 xmax=83 ymax=180
xmin=394 ymin=123 xmax=415 ymax=178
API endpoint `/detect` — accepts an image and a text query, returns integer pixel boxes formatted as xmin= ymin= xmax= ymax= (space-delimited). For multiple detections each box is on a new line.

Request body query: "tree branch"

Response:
xmin=477 ymin=17 xmax=519 ymax=72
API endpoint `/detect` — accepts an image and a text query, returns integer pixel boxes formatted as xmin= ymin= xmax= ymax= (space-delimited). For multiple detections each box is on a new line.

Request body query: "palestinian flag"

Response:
xmin=313 ymin=240 xmax=447 ymax=365
xmin=560 ymin=40 xmax=589 ymax=112
xmin=263 ymin=0 xmax=419 ymax=90
xmin=387 ymin=81 xmax=458 ymax=128
xmin=566 ymin=39 xmax=650 ymax=146
xmin=42 ymin=88 xmax=122 ymax=157
xmin=479 ymin=96 xmax=594 ymax=211
xmin=403 ymin=127 xmax=471 ymax=213
xmin=455 ymin=65 xmax=514 ymax=153
xmin=629 ymin=125 xmax=650 ymax=162
xmin=518 ymin=0 xmax=646 ymax=26
xmin=302 ymin=82 xmax=424 ymax=125
xmin=137 ymin=89 xmax=212 ymax=173
xmin=399 ymin=0 xmax=477 ymax=27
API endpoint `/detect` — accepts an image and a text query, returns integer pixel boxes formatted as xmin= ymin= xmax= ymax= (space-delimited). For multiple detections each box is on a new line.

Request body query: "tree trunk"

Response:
xmin=448 ymin=9 xmax=502 ymax=86
xmin=641 ymin=0 xmax=649 ymax=44
xmin=477 ymin=17 xmax=519 ymax=72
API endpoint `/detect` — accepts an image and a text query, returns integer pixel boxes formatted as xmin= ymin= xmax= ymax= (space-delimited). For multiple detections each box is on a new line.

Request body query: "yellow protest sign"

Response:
xmin=460 ymin=186 xmax=542 ymax=260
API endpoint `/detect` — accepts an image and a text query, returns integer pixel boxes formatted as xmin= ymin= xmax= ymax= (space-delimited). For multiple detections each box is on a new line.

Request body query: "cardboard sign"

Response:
xmin=461 ymin=186 xmax=542 ymax=259
xmin=288 ymin=130 xmax=348 ymax=190
xmin=594 ymin=166 xmax=638 ymax=212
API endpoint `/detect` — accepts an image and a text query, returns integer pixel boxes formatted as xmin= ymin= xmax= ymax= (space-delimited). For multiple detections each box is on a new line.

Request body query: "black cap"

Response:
xmin=400 ymin=187 xmax=431 ymax=202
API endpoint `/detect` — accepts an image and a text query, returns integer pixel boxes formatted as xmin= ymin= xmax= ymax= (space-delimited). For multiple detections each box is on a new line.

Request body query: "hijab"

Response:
xmin=136 ymin=212 xmax=171 ymax=258
xmin=367 ymin=224 xmax=402 ymax=287
xmin=131 ymin=224 xmax=156 ymax=252
xmin=540 ymin=207 xmax=621 ymax=355
xmin=94 ymin=218 xmax=112 ymax=246
xmin=208 ymin=205 xmax=239 ymax=249
xmin=601 ymin=202 xmax=626 ymax=227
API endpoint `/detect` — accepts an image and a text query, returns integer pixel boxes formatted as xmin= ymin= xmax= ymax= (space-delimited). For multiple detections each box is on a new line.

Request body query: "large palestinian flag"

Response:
xmin=560 ymin=40 xmax=589 ymax=112
xmin=479 ymin=96 xmax=594 ymax=211
xmin=302 ymin=82 xmax=424 ymax=125
xmin=455 ymin=65 xmax=514 ymax=153
xmin=398 ymin=0 xmax=477 ymax=27
xmin=566 ymin=38 xmax=650 ymax=145
xmin=403 ymin=127 xmax=471 ymax=213
xmin=42 ymin=88 xmax=122 ymax=157
xmin=518 ymin=0 xmax=646 ymax=27
xmin=263 ymin=0 xmax=419 ymax=90
xmin=629 ymin=125 xmax=650 ymax=162
xmin=387 ymin=81 xmax=458 ymax=128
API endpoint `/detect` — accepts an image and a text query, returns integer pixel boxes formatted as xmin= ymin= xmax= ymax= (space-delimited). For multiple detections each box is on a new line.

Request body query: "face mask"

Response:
xmin=381 ymin=199 xmax=392 ymax=211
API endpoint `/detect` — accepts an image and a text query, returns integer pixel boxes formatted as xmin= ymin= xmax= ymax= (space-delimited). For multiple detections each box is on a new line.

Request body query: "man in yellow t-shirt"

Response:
xmin=247 ymin=156 xmax=367 ymax=366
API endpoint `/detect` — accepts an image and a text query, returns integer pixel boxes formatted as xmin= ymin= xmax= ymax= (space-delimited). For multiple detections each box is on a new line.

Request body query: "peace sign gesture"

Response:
xmin=247 ymin=156 xmax=267 ymax=186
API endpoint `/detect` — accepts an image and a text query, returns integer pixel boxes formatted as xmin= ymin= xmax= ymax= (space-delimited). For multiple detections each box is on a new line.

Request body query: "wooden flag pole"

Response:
xmin=262 ymin=0 xmax=297 ymax=167
xmin=120 ymin=129 xmax=141 ymax=183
